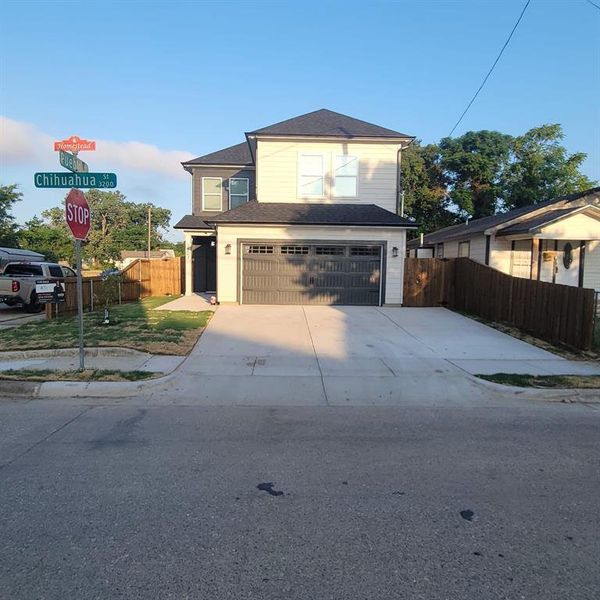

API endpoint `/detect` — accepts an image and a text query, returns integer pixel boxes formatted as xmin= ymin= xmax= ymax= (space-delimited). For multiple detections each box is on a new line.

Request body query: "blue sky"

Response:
xmin=1 ymin=0 xmax=599 ymax=240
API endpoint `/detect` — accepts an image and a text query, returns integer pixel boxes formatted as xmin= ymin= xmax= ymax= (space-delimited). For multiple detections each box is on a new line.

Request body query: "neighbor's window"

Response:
xmin=298 ymin=154 xmax=324 ymax=197
xmin=333 ymin=155 xmax=358 ymax=197
xmin=458 ymin=241 xmax=470 ymax=257
xmin=436 ymin=243 xmax=444 ymax=258
xmin=202 ymin=177 xmax=222 ymax=210
xmin=229 ymin=178 xmax=249 ymax=209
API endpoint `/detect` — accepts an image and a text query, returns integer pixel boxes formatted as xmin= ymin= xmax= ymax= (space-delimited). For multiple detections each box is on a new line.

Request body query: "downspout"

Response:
xmin=396 ymin=146 xmax=403 ymax=216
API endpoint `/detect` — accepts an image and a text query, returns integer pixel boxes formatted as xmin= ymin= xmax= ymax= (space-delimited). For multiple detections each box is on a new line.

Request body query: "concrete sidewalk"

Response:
xmin=155 ymin=293 xmax=216 ymax=312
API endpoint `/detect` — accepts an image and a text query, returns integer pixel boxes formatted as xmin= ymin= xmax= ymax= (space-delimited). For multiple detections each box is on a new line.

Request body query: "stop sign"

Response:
xmin=65 ymin=188 xmax=91 ymax=240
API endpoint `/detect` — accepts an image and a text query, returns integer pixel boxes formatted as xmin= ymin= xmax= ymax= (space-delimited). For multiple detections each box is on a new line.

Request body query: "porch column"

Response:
xmin=185 ymin=232 xmax=193 ymax=296
xmin=531 ymin=238 xmax=540 ymax=280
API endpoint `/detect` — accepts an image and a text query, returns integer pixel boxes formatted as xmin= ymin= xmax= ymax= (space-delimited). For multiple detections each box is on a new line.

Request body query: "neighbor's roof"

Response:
xmin=182 ymin=142 xmax=254 ymax=167
xmin=497 ymin=205 xmax=600 ymax=236
xmin=205 ymin=202 xmax=417 ymax=227
xmin=407 ymin=186 xmax=600 ymax=248
xmin=247 ymin=109 xmax=414 ymax=139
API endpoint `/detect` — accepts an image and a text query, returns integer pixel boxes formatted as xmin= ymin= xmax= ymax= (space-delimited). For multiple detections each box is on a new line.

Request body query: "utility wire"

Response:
xmin=585 ymin=0 xmax=600 ymax=11
xmin=448 ymin=0 xmax=532 ymax=137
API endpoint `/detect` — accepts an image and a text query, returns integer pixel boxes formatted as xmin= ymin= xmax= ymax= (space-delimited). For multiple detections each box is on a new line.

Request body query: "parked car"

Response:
xmin=0 ymin=262 xmax=76 ymax=313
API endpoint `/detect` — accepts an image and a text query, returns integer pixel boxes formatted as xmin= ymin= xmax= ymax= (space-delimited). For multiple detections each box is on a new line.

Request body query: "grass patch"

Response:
xmin=0 ymin=296 xmax=212 ymax=355
xmin=478 ymin=373 xmax=600 ymax=389
xmin=0 ymin=369 xmax=159 ymax=382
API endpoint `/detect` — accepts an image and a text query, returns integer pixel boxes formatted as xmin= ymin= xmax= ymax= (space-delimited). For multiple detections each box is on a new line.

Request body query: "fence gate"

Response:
xmin=403 ymin=258 xmax=454 ymax=307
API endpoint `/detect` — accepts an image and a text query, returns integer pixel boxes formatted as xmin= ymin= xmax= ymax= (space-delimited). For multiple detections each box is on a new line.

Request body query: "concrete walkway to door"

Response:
xmin=161 ymin=306 xmax=599 ymax=406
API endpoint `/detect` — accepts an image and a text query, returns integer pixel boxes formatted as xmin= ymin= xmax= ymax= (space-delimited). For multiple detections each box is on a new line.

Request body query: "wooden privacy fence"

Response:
xmin=404 ymin=257 xmax=596 ymax=351
xmin=46 ymin=257 xmax=185 ymax=318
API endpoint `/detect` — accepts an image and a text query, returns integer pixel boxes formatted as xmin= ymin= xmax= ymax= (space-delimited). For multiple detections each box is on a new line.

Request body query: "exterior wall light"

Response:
xmin=225 ymin=244 xmax=232 ymax=255
xmin=392 ymin=246 xmax=399 ymax=258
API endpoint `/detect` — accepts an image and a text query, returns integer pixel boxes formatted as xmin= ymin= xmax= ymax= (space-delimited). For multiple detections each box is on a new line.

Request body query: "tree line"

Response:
xmin=0 ymin=186 xmax=183 ymax=267
xmin=401 ymin=123 xmax=594 ymax=235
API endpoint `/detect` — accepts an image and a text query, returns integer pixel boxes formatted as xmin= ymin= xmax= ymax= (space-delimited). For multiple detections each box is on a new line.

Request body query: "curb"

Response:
xmin=0 ymin=347 xmax=153 ymax=360
xmin=0 ymin=380 xmax=41 ymax=399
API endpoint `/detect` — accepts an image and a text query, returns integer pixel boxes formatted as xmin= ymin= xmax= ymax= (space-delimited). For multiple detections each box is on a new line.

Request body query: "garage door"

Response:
xmin=241 ymin=243 xmax=382 ymax=305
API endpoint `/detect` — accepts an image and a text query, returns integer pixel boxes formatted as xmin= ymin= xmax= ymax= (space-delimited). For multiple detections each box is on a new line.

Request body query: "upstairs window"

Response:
xmin=202 ymin=177 xmax=222 ymax=211
xmin=298 ymin=154 xmax=324 ymax=197
xmin=333 ymin=155 xmax=358 ymax=197
xmin=229 ymin=178 xmax=249 ymax=209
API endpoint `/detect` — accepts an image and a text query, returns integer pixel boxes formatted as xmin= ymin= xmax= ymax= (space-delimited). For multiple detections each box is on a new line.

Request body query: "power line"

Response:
xmin=448 ymin=0 xmax=532 ymax=137
xmin=585 ymin=0 xmax=600 ymax=11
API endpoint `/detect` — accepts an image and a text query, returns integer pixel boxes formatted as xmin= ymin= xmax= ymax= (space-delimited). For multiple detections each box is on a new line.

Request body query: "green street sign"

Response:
xmin=34 ymin=172 xmax=117 ymax=189
xmin=59 ymin=150 xmax=89 ymax=173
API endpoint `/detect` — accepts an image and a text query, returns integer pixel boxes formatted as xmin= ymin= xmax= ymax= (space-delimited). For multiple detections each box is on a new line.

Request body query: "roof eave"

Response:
xmin=245 ymin=133 xmax=415 ymax=143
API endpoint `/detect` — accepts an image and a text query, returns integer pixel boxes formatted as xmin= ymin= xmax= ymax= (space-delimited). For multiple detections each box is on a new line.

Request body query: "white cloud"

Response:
xmin=0 ymin=116 xmax=194 ymax=180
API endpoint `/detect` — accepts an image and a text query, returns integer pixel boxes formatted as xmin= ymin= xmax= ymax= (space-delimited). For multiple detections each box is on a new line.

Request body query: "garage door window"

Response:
xmin=246 ymin=245 xmax=274 ymax=254
xmin=315 ymin=246 xmax=345 ymax=256
xmin=350 ymin=247 xmax=380 ymax=256
xmin=281 ymin=245 xmax=309 ymax=255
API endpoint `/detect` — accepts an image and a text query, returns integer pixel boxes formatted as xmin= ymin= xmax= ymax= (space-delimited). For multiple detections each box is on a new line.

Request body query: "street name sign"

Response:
xmin=59 ymin=150 xmax=89 ymax=173
xmin=34 ymin=172 xmax=117 ymax=189
xmin=54 ymin=135 xmax=96 ymax=152
xmin=65 ymin=189 xmax=91 ymax=241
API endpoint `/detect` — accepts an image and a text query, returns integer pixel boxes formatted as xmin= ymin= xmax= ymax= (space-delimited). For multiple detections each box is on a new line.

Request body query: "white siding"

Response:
xmin=584 ymin=240 xmax=600 ymax=292
xmin=469 ymin=236 xmax=487 ymax=264
xmin=256 ymin=139 xmax=400 ymax=212
xmin=216 ymin=225 xmax=407 ymax=305
xmin=444 ymin=241 xmax=459 ymax=258
xmin=538 ymin=212 xmax=600 ymax=240
xmin=489 ymin=235 xmax=512 ymax=274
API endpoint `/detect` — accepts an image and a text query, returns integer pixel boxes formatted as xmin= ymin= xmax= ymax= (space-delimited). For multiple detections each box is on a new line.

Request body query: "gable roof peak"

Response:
xmin=246 ymin=108 xmax=414 ymax=140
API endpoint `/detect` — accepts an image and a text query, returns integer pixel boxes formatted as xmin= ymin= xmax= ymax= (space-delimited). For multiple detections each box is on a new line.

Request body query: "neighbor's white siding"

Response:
xmin=216 ymin=225 xmax=407 ymax=305
xmin=469 ymin=236 xmax=487 ymax=264
xmin=538 ymin=212 xmax=600 ymax=240
xmin=444 ymin=240 xmax=459 ymax=258
xmin=584 ymin=240 xmax=600 ymax=292
xmin=255 ymin=139 xmax=401 ymax=212
xmin=488 ymin=235 xmax=512 ymax=274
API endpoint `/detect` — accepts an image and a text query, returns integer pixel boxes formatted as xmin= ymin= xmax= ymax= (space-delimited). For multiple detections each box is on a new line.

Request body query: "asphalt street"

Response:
xmin=1 ymin=396 xmax=599 ymax=599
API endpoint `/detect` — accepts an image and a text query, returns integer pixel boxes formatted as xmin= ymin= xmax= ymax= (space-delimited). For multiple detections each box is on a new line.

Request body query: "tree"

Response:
xmin=19 ymin=216 xmax=74 ymax=263
xmin=401 ymin=142 xmax=457 ymax=237
xmin=439 ymin=130 xmax=513 ymax=219
xmin=501 ymin=124 xmax=596 ymax=210
xmin=37 ymin=190 xmax=173 ymax=267
xmin=0 ymin=184 xmax=23 ymax=247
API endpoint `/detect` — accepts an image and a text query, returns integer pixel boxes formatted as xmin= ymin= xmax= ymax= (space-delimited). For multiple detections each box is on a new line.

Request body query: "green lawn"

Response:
xmin=1 ymin=296 xmax=212 ymax=355
xmin=478 ymin=373 xmax=600 ymax=389
xmin=0 ymin=369 xmax=159 ymax=382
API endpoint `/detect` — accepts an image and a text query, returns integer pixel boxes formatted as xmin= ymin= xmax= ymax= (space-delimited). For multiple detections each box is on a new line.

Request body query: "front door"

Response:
xmin=192 ymin=237 xmax=217 ymax=292
xmin=555 ymin=240 xmax=580 ymax=287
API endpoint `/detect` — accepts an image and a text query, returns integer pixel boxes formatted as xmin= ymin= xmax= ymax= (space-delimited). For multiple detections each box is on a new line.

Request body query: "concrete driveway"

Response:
xmin=167 ymin=306 xmax=598 ymax=406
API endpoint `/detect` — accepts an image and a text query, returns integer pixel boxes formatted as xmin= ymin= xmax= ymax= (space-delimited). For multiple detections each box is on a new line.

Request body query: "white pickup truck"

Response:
xmin=0 ymin=261 xmax=76 ymax=313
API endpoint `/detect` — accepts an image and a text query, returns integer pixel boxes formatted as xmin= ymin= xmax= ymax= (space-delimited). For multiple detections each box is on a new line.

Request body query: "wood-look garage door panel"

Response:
xmin=242 ymin=243 xmax=382 ymax=305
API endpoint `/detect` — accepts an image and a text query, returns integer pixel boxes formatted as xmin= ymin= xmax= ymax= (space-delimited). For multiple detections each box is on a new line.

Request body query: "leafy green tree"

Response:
xmin=0 ymin=184 xmax=23 ymax=247
xmin=37 ymin=190 xmax=173 ymax=267
xmin=439 ymin=130 xmax=513 ymax=219
xmin=501 ymin=124 xmax=596 ymax=209
xmin=401 ymin=142 xmax=457 ymax=237
xmin=19 ymin=216 xmax=74 ymax=263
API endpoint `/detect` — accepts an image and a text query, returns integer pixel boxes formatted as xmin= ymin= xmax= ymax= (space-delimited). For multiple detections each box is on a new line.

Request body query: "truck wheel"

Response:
xmin=24 ymin=293 xmax=44 ymax=313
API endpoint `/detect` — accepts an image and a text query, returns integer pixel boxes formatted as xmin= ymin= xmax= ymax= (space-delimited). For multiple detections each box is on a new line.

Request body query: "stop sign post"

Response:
xmin=65 ymin=188 xmax=91 ymax=371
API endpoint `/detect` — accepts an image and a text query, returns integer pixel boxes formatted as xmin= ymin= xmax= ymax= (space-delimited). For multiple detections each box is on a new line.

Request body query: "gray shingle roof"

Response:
xmin=407 ymin=186 xmax=600 ymax=248
xmin=173 ymin=214 xmax=214 ymax=230
xmin=206 ymin=202 xmax=416 ymax=227
xmin=247 ymin=109 xmax=413 ymax=139
xmin=182 ymin=142 xmax=253 ymax=167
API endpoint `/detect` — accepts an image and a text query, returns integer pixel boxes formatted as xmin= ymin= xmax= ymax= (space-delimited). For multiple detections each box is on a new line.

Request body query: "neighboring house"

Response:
xmin=407 ymin=187 xmax=600 ymax=291
xmin=115 ymin=249 xmax=175 ymax=270
xmin=175 ymin=109 xmax=416 ymax=305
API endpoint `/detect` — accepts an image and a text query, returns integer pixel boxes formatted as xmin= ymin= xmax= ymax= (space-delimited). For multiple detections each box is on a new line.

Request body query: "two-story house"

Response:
xmin=175 ymin=109 xmax=416 ymax=305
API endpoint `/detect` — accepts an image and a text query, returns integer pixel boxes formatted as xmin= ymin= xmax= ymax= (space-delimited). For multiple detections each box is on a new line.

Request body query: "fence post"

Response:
xmin=90 ymin=280 xmax=94 ymax=312
xmin=118 ymin=281 xmax=122 ymax=304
